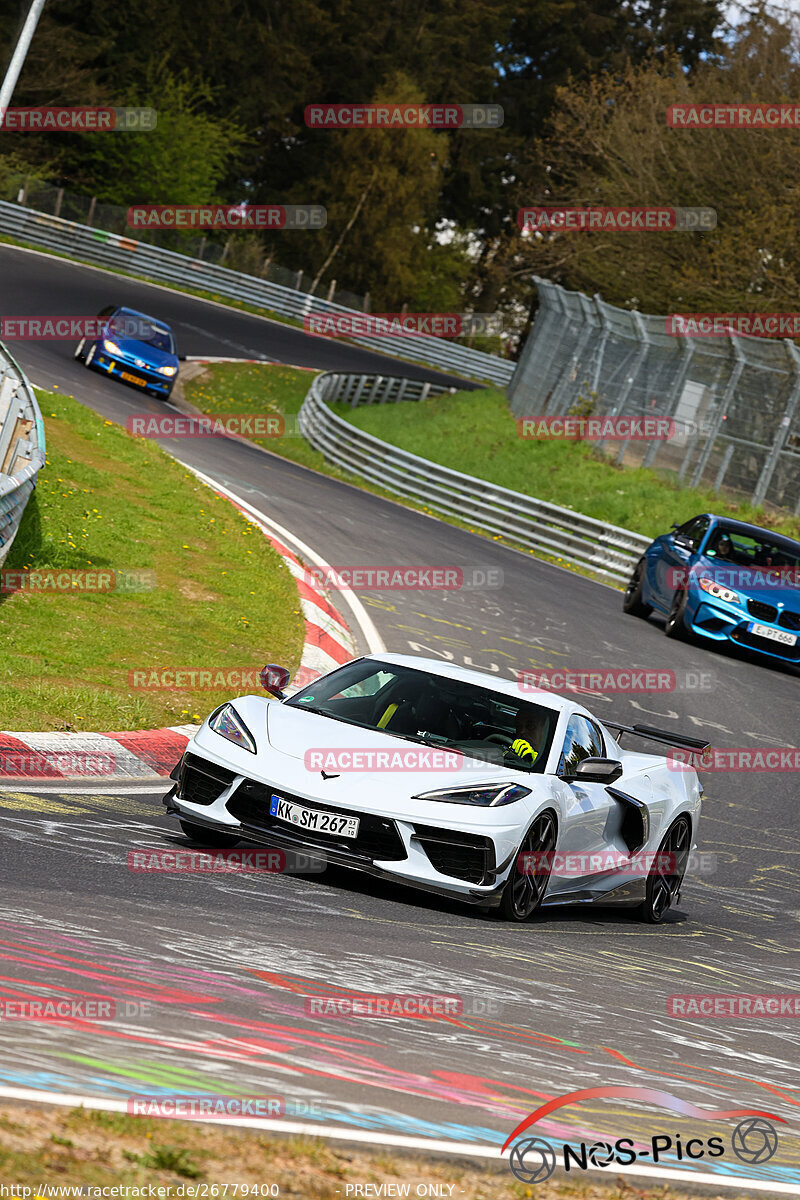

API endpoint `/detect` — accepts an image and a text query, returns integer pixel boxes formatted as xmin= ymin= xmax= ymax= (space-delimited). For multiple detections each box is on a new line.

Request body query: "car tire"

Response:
xmin=499 ymin=810 xmax=557 ymax=923
xmin=665 ymin=589 xmax=691 ymax=640
xmin=638 ymin=815 xmax=691 ymax=923
xmin=179 ymin=819 xmax=241 ymax=848
xmin=623 ymin=557 xmax=653 ymax=618
xmin=74 ymin=338 xmax=86 ymax=362
xmin=85 ymin=344 xmax=96 ymax=368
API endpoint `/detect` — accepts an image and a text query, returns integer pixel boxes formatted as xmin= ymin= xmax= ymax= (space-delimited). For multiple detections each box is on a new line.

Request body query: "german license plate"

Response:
xmin=120 ymin=371 xmax=146 ymax=385
xmin=748 ymin=622 xmax=797 ymax=646
xmin=270 ymin=794 xmax=359 ymax=838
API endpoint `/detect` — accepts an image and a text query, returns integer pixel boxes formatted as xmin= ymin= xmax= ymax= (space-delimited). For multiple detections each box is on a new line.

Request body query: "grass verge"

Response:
xmin=0 ymin=387 xmax=304 ymax=731
xmin=339 ymin=387 xmax=800 ymax=541
xmin=183 ymin=363 xmax=800 ymax=569
xmin=0 ymin=1101 xmax=754 ymax=1199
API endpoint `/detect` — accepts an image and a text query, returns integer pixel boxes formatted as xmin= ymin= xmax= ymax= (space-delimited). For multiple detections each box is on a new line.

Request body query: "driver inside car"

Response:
xmin=504 ymin=708 xmax=548 ymax=769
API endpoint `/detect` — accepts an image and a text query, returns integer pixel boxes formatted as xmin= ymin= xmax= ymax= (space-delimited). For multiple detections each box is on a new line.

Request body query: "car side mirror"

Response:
xmin=259 ymin=663 xmax=291 ymax=699
xmin=673 ymin=534 xmax=694 ymax=551
xmin=565 ymin=757 xmax=624 ymax=784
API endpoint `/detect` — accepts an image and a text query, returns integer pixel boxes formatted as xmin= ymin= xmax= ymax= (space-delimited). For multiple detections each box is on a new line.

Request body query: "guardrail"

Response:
xmin=298 ymin=372 xmax=651 ymax=583
xmin=0 ymin=343 xmax=46 ymax=567
xmin=0 ymin=200 xmax=514 ymax=387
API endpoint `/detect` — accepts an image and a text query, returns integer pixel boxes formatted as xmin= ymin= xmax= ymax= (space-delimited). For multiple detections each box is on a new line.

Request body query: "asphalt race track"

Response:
xmin=1 ymin=244 xmax=798 ymax=1191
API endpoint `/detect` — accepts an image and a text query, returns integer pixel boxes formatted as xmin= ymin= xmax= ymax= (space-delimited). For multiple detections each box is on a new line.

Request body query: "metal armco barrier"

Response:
xmin=299 ymin=372 xmax=651 ymax=583
xmin=0 ymin=343 xmax=46 ymax=566
xmin=0 ymin=200 xmax=513 ymax=387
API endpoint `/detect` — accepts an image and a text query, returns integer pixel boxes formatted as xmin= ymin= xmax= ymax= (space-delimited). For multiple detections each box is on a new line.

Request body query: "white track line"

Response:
xmin=181 ymin=463 xmax=385 ymax=655
xmin=0 ymin=1088 xmax=793 ymax=1195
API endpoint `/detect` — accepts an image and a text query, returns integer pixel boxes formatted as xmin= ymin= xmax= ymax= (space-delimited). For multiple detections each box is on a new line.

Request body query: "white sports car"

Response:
xmin=163 ymin=654 xmax=707 ymax=923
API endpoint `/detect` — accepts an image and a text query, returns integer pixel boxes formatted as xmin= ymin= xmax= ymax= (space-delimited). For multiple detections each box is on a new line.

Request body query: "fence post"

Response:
xmin=642 ymin=337 xmax=696 ymax=470
xmin=54 ymin=187 xmax=64 ymax=218
xmin=588 ymin=295 xmax=611 ymax=398
xmin=690 ymin=339 xmax=746 ymax=488
xmin=713 ymin=443 xmax=735 ymax=492
xmin=326 ymin=278 xmax=336 ymax=302
xmin=751 ymin=340 xmax=800 ymax=508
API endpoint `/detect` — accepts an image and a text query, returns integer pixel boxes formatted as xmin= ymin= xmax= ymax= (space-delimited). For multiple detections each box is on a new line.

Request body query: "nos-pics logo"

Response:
xmin=503 ymin=1087 xmax=783 ymax=1185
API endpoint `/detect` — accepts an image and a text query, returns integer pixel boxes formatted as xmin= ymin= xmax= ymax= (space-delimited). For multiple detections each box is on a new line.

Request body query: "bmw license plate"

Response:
xmin=120 ymin=371 xmax=146 ymax=386
xmin=748 ymin=622 xmax=797 ymax=646
xmin=270 ymin=794 xmax=359 ymax=838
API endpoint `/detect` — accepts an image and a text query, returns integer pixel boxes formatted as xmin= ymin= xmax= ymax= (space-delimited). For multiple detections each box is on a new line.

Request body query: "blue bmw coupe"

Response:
xmin=75 ymin=305 xmax=179 ymax=398
xmin=623 ymin=513 xmax=800 ymax=664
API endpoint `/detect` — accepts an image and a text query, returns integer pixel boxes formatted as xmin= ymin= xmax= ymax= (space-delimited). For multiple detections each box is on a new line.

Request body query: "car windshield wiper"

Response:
xmin=288 ymin=704 xmax=362 ymax=726
xmin=385 ymin=731 xmax=453 ymax=749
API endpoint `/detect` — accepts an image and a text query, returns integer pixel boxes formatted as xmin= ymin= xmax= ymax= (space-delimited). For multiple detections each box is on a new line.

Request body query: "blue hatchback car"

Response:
xmin=75 ymin=305 xmax=179 ymax=398
xmin=624 ymin=513 xmax=800 ymax=664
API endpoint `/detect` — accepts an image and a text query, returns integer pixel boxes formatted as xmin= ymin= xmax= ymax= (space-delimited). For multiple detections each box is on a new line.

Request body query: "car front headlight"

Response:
xmin=158 ymin=365 xmax=177 ymax=376
xmin=411 ymin=783 xmax=531 ymax=807
xmin=208 ymin=704 xmax=256 ymax=753
xmin=697 ymin=575 xmax=740 ymax=605
xmin=104 ymin=339 xmax=122 ymax=355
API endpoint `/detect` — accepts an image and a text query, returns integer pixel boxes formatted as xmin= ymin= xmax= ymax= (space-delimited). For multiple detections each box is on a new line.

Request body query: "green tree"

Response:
xmin=80 ymin=67 xmax=245 ymax=206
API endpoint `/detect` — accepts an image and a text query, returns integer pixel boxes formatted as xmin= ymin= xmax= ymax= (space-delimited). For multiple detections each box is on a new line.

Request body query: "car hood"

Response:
xmin=108 ymin=335 xmax=177 ymax=366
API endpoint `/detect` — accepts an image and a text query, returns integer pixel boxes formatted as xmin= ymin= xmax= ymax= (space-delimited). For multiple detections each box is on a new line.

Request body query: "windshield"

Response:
xmin=110 ymin=312 xmax=175 ymax=353
xmin=705 ymin=525 xmax=800 ymax=583
xmin=286 ymin=659 xmax=558 ymax=771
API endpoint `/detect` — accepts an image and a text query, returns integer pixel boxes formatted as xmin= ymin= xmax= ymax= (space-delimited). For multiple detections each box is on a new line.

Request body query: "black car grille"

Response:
xmin=731 ymin=626 xmax=800 ymax=660
xmin=747 ymin=599 xmax=778 ymax=623
xmin=779 ymin=610 xmax=800 ymax=631
xmin=227 ymin=781 xmax=407 ymax=861
xmin=178 ymin=753 xmax=237 ymax=807
xmin=412 ymin=824 xmax=495 ymax=884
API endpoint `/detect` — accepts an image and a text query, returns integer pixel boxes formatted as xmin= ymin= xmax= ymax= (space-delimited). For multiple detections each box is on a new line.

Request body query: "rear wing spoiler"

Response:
xmin=603 ymin=721 xmax=710 ymax=753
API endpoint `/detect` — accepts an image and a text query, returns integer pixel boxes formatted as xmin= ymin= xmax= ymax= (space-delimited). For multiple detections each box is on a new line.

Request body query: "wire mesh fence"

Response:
xmin=508 ymin=278 xmax=800 ymax=515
